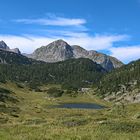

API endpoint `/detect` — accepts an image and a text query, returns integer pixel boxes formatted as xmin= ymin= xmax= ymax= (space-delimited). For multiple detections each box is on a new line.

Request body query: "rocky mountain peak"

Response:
xmin=0 ymin=40 xmax=10 ymax=50
xmin=52 ymin=39 xmax=68 ymax=45
xmin=28 ymin=39 xmax=124 ymax=71
xmin=30 ymin=39 xmax=73 ymax=62
xmin=0 ymin=40 xmax=20 ymax=54
xmin=47 ymin=39 xmax=71 ymax=50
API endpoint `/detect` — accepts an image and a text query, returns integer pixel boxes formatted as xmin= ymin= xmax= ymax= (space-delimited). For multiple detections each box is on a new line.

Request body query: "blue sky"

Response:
xmin=0 ymin=0 xmax=140 ymax=63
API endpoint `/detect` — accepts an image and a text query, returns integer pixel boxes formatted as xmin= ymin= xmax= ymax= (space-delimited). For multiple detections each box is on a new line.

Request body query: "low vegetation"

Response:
xmin=47 ymin=87 xmax=64 ymax=97
xmin=0 ymin=56 xmax=140 ymax=139
xmin=0 ymin=83 xmax=140 ymax=140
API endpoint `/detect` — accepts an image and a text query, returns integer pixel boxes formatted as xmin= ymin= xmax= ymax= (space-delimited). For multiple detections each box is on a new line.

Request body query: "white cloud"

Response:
xmin=0 ymin=33 xmax=129 ymax=54
xmin=15 ymin=17 xmax=86 ymax=26
xmin=110 ymin=46 xmax=140 ymax=63
xmin=1 ymin=14 xmax=139 ymax=63
xmin=1 ymin=33 xmax=139 ymax=64
xmin=0 ymin=35 xmax=55 ymax=53
xmin=65 ymin=34 xmax=129 ymax=50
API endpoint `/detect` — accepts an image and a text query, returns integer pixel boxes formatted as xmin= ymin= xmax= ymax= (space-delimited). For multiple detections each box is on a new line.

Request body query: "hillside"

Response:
xmin=97 ymin=59 xmax=140 ymax=103
xmin=0 ymin=82 xmax=140 ymax=140
xmin=0 ymin=58 xmax=106 ymax=89
xmin=0 ymin=49 xmax=44 ymax=65
xmin=0 ymin=41 xmax=45 ymax=65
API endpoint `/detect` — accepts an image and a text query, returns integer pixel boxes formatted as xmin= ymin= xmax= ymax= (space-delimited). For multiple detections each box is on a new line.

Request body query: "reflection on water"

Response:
xmin=54 ymin=103 xmax=105 ymax=109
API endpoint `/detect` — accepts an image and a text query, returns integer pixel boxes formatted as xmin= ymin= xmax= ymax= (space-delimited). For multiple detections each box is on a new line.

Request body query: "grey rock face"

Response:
xmin=28 ymin=39 xmax=123 ymax=71
xmin=72 ymin=45 xmax=123 ymax=70
xmin=30 ymin=39 xmax=73 ymax=62
xmin=0 ymin=41 xmax=10 ymax=50
xmin=10 ymin=48 xmax=21 ymax=54
xmin=0 ymin=41 xmax=21 ymax=54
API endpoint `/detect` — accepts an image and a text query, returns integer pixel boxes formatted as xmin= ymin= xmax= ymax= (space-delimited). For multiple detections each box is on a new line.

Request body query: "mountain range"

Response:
xmin=0 ymin=39 xmax=123 ymax=71
xmin=0 ymin=41 xmax=21 ymax=54
xmin=27 ymin=39 xmax=123 ymax=71
xmin=0 ymin=41 xmax=44 ymax=65
xmin=0 ymin=39 xmax=139 ymax=103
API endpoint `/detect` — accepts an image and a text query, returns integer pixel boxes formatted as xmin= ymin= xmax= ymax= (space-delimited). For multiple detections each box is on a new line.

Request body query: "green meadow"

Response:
xmin=0 ymin=83 xmax=140 ymax=140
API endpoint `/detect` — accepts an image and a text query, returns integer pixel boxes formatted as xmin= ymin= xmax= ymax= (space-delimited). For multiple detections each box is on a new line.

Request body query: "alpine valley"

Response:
xmin=0 ymin=39 xmax=140 ymax=140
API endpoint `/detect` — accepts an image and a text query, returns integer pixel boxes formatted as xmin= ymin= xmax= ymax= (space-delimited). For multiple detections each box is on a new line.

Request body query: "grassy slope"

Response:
xmin=0 ymin=83 xmax=140 ymax=140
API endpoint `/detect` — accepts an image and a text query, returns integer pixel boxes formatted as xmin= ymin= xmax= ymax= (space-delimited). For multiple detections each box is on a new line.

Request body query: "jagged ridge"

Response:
xmin=0 ymin=41 xmax=21 ymax=54
xmin=28 ymin=39 xmax=123 ymax=71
